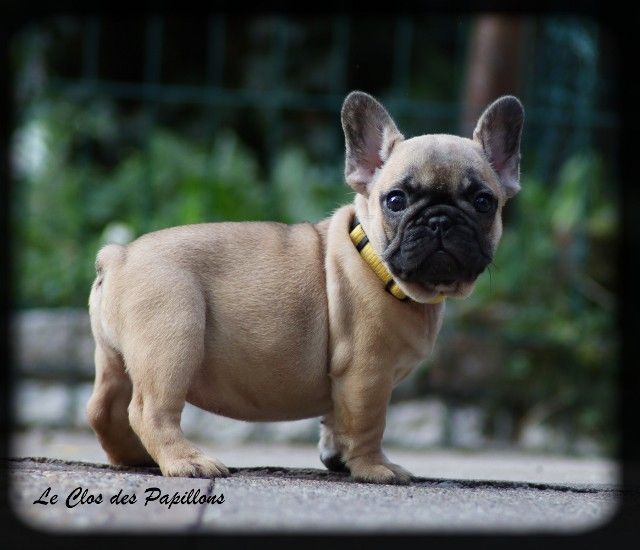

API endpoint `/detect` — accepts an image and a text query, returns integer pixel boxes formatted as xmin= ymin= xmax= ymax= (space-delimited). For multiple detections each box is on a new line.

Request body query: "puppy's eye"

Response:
xmin=473 ymin=193 xmax=494 ymax=213
xmin=385 ymin=190 xmax=407 ymax=212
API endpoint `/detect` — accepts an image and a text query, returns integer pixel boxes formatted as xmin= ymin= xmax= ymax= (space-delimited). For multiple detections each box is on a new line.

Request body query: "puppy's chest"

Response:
xmin=389 ymin=311 xmax=442 ymax=386
xmin=390 ymin=342 xmax=432 ymax=387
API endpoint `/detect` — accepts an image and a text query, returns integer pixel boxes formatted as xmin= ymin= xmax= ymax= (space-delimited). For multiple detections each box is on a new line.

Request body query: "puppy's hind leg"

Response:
xmin=86 ymin=343 xmax=155 ymax=466
xmin=124 ymin=291 xmax=228 ymax=479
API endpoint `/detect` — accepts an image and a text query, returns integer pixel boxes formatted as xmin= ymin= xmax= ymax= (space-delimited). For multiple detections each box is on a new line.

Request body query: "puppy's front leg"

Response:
xmin=330 ymin=367 xmax=412 ymax=484
xmin=319 ymin=413 xmax=349 ymax=473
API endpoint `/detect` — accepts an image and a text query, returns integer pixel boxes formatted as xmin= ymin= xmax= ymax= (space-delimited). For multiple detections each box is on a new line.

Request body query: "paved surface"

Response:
xmin=7 ymin=430 xmax=623 ymax=533
xmin=7 ymin=457 xmax=619 ymax=533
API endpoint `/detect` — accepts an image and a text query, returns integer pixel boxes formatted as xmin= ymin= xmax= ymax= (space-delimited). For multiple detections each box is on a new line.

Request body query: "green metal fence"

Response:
xmin=43 ymin=17 xmax=462 ymax=166
xmin=33 ymin=16 xmax=616 ymax=175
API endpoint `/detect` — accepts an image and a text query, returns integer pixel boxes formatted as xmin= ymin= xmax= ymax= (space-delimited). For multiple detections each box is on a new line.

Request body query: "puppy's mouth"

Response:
xmin=387 ymin=245 xmax=489 ymax=302
xmin=395 ymin=248 xmax=476 ymax=287
xmin=413 ymin=278 xmax=459 ymax=294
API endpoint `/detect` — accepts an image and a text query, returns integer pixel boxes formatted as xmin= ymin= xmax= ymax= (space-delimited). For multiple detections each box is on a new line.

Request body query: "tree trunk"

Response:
xmin=460 ymin=16 xmax=527 ymax=137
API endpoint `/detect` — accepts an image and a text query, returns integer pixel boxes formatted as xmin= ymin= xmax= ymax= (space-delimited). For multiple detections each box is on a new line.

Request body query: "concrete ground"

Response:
xmin=6 ymin=429 xmax=622 ymax=534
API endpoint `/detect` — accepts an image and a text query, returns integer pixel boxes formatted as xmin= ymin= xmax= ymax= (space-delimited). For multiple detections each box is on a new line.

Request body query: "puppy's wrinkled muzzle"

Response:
xmin=386 ymin=207 xmax=491 ymax=287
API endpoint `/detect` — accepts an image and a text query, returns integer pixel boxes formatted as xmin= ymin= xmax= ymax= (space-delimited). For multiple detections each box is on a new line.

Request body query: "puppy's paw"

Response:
xmin=385 ymin=462 xmax=413 ymax=483
xmin=320 ymin=449 xmax=349 ymax=473
xmin=348 ymin=457 xmax=412 ymax=485
xmin=161 ymin=454 xmax=229 ymax=478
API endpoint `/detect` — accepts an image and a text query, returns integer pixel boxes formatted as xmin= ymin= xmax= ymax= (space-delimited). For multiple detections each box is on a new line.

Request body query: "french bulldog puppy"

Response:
xmin=87 ymin=91 xmax=524 ymax=484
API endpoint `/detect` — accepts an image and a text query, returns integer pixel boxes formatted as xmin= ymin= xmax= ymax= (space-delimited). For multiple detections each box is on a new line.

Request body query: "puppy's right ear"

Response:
xmin=341 ymin=91 xmax=404 ymax=196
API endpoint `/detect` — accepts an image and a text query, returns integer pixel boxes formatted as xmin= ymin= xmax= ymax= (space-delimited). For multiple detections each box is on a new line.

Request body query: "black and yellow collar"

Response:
xmin=349 ymin=216 xmax=445 ymax=304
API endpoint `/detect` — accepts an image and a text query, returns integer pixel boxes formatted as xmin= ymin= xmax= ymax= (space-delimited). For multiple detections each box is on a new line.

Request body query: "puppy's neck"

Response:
xmin=349 ymin=215 xmax=408 ymax=301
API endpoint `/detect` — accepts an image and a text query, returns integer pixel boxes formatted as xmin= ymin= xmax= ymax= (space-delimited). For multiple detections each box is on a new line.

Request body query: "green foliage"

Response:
xmin=271 ymin=148 xmax=352 ymax=223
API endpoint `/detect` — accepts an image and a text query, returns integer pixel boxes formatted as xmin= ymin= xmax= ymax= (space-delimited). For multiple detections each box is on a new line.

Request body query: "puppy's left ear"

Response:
xmin=341 ymin=91 xmax=404 ymax=196
xmin=473 ymin=96 xmax=525 ymax=199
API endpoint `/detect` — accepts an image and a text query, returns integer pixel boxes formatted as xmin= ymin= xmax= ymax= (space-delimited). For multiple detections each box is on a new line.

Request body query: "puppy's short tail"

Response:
xmin=90 ymin=245 xmax=126 ymax=308
xmin=95 ymin=244 xmax=126 ymax=276
xmin=89 ymin=244 xmax=126 ymax=346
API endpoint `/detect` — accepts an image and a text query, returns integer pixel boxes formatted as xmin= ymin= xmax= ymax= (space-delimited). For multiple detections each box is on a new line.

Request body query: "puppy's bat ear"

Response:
xmin=341 ymin=91 xmax=404 ymax=196
xmin=473 ymin=96 xmax=525 ymax=199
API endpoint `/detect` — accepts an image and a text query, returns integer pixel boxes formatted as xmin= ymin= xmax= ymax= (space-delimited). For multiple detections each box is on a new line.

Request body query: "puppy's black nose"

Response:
xmin=426 ymin=214 xmax=451 ymax=233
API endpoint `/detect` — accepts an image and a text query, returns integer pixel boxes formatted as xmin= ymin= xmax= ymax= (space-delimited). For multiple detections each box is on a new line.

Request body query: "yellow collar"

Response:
xmin=349 ymin=216 xmax=445 ymax=304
